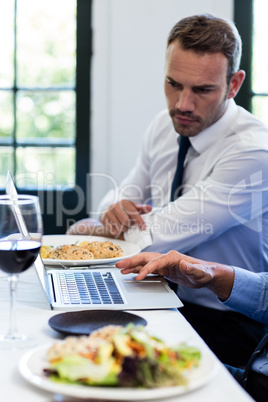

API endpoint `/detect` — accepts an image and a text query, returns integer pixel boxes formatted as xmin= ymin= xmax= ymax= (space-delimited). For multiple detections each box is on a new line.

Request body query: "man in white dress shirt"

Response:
xmin=68 ymin=14 xmax=268 ymax=366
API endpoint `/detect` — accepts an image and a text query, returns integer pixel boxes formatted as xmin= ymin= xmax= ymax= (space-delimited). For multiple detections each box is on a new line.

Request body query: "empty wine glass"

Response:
xmin=0 ymin=194 xmax=43 ymax=348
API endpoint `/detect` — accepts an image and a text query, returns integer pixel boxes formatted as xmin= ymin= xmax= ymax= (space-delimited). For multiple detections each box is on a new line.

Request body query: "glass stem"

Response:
xmin=6 ymin=274 xmax=19 ymax=338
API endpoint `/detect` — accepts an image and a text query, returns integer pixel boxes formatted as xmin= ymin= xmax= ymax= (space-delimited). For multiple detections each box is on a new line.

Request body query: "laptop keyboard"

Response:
xmin=57 ymin=271 xmax=124 ymax=305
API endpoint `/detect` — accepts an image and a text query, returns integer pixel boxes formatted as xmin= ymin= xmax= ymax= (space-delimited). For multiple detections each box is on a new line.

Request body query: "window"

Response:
xmin=234 ymin=0 xmax=268 ymax=125
xmin=0 ymin=0 xmax=92 ymax=234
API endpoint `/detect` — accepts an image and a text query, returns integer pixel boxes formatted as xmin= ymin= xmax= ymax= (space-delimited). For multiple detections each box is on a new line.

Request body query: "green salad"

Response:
xmin=44 ymin=324 xmax=201 ymax=388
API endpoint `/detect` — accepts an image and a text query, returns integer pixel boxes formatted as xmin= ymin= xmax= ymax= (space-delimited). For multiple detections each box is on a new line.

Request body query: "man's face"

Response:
xmin=164 ymin=41 xmax=232 ymax=137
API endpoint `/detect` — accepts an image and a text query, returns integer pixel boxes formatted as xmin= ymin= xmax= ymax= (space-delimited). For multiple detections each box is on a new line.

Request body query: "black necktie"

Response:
xmin=168 ymin=136 xmax=191 ymax=293
xmin=170 ymin=136 xmax=191 ymax=201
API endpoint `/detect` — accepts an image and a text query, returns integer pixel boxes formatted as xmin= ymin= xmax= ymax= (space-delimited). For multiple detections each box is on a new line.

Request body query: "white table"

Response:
xmin=0 ymin=267 xmax=254 ymax=402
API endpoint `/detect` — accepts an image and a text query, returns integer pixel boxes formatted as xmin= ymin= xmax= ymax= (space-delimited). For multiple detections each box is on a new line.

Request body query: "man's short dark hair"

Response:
xmin=167 ymin=14 xmax=242 ymax=84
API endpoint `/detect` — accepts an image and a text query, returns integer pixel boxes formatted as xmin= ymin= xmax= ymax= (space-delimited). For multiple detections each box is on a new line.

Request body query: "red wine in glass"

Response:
xmin=0 ymin=240 xmax=41 ymax=274
xmin=0 ymin=194 xmax=43 ymax=349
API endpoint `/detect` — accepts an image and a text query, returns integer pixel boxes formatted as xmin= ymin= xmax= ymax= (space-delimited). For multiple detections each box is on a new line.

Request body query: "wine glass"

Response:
xmin=0 ymin=194 xmax=43 ymax=349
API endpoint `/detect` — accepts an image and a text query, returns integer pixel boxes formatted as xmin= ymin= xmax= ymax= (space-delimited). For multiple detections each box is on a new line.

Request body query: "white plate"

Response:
xmin=41 ymin=235 xmax=140 ymax=266
xmin=19 ymin=343 xmax=219 ymax=401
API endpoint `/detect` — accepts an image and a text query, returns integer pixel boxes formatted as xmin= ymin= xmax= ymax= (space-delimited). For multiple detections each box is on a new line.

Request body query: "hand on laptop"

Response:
xmin=116 ymin=250 xmax=235 ymax=301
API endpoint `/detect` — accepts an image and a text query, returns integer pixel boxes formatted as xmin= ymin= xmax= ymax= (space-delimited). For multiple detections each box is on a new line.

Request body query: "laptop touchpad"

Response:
xmin=122 ymin=280 xmax=169 ymax=293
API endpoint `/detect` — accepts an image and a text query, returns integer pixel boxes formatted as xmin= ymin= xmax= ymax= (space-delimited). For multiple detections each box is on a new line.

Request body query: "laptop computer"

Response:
xmin=35 ymin=256 xmax=183 ymax=311
xmin=6 ymin=171 xmax=183 ymax=311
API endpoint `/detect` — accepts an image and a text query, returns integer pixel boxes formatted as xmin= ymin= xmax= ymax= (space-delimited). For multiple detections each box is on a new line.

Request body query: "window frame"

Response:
xmin=234 ymin=0 xmax=254 ymax=112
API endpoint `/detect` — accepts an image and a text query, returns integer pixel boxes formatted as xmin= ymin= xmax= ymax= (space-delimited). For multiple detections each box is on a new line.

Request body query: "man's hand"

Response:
xmin=101 ymin=199 xmax=152 ymax=236
xmin=116 ymin=250 xmax=235 ymax=301
xmin=66 ymin=218 xmax=123 ymax=239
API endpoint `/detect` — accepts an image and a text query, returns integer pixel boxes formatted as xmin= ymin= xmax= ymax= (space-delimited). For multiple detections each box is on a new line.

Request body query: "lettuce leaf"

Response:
xmin=50 ymin=355 xmax=118 ymax=385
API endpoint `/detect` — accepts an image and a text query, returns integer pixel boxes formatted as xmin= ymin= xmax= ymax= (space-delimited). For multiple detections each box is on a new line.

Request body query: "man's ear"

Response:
xmin=227 ymin=70 xmax=246 ymax=99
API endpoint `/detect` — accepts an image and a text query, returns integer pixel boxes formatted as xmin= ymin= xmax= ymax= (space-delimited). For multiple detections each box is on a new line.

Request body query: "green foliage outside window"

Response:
xmin=0 ymin=0 xmax=76 ymax=188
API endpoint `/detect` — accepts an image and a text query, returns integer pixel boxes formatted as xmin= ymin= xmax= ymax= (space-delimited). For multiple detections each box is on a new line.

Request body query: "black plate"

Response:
xmin=48 ymin=310 xmax=147 ymax=336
